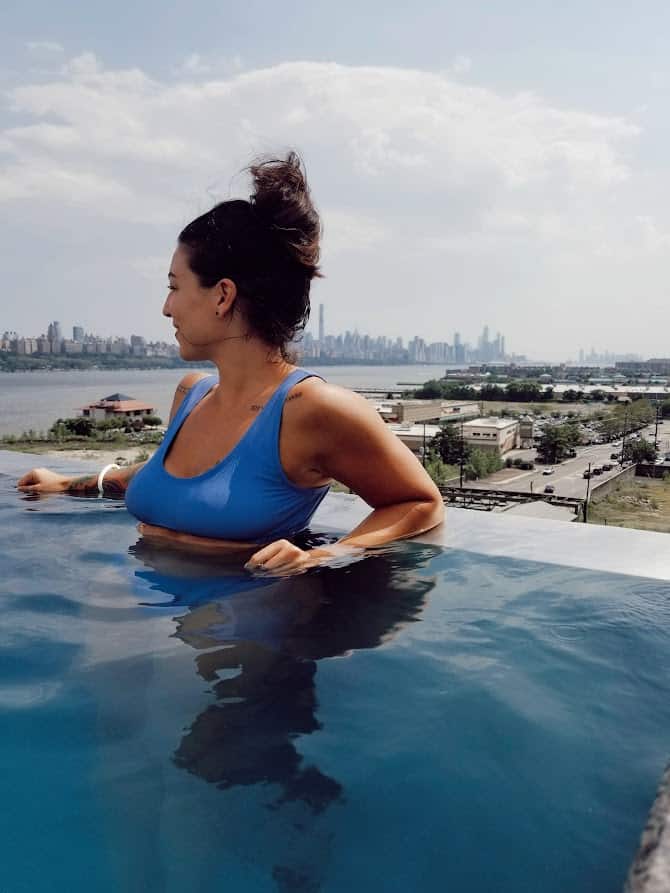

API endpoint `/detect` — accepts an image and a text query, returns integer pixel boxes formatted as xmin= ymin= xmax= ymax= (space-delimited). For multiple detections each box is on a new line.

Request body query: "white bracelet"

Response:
xmin=97 ymin=463 xmax=121 ymax=497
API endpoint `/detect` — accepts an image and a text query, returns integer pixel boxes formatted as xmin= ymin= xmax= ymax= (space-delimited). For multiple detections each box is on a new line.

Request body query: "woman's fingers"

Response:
xmin=17 ymin=471 xmax=40 ymax=489
xmin=17 ymin=468 xmax=69 ymax=493
xmin=246 ymin=540 xmax=302 ymax=571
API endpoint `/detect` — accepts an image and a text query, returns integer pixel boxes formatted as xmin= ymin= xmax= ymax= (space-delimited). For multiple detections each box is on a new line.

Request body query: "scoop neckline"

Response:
xmin=160 ymin=370 xmax=300 ymax=483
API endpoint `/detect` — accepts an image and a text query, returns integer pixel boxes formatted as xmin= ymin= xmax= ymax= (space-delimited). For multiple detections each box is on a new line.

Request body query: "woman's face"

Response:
xmin=163 ymin=245 xmax=221 ymax=361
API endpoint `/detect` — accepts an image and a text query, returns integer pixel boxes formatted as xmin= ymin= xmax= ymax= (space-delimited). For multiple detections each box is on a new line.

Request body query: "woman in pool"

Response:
xmin=17 ymin=153 xmax=444 ymax=574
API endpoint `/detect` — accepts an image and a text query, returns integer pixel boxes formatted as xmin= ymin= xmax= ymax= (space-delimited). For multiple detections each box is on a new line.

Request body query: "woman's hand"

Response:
xmin=245 ymin=540 xmax=362 ymax=576
xmin=17 ymin=468 xmax=71 ymax=494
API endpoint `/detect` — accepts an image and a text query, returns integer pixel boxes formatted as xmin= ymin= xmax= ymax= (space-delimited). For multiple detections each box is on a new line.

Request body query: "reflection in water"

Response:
xmin=129 ymin=538 xmax=439 ymax=891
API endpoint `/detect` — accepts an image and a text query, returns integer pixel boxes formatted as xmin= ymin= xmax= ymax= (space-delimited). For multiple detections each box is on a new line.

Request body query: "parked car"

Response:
xmin=602 ymin=463 xmax=613 ymax=471
xmin=543 ymin=485 xmax=555 ymax=494
xmin=583 ymin=470 xmax=591 ymax=479
xmin=542 ymin=467 xmax=554 ymax=476
xmin=592 ymin=467 xmax=602 ymax=475
xmin=610 ymin=452 xmax=620 ymax=460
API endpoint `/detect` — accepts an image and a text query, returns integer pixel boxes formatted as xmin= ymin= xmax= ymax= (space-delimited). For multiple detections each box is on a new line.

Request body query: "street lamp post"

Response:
xmin=654 ymin=402 xmax=661 ymax=452
xmin=422 ymin=422 xmax=426 ymax=468
xmin=583 ymin=461 xmax=592 ymax=523
xmin=459 ymin=418 xmax=465 ymax=489
xmin=620 ymin=411 xmax=629 ymax=469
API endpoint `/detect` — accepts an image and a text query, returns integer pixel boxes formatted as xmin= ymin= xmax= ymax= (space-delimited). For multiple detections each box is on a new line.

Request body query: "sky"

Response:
xmin=2 ymin=1 xmax=670 ymax=361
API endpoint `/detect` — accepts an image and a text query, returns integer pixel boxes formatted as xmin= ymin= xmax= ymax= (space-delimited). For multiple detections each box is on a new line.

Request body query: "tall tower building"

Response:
xmin=318 ymin=304 xmax=324 ymax=344
xmin=73 ymin=325 xmax=84 ymax=342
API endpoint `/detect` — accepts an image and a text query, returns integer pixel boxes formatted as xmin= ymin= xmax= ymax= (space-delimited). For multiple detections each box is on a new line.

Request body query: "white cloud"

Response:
xmin=449 ymin=55 xmax=472 ymax=75
xmin=1 ymin=53 xmax=666 ymax=354
xmin=173 ymin=52 xmax=244 ymax=79
xmin=26 ymin=41 xmax=64 ymax=55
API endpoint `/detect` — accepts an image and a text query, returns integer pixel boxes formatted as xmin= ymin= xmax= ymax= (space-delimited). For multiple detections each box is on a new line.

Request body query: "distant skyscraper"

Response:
xmin=48 ymin=321 xmax=62 ymax=346
xmin=318 ymin=303 xmax=324 ymax=344
xmin=73 ymin=325 xmax=84 ymax=342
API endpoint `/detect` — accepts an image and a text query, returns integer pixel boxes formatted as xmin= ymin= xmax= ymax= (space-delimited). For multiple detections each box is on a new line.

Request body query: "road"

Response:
xmin=470 ymin=421 xmax=669 ymax=499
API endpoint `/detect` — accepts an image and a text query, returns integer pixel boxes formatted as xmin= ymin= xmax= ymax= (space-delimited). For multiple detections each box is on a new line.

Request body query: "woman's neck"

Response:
xmin=209 ymin=337 xmax=295 ymax=403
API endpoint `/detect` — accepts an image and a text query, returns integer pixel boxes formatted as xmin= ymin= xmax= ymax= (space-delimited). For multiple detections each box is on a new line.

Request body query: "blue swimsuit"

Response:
xmin=125 ymin=369 xmax=330 ymax=543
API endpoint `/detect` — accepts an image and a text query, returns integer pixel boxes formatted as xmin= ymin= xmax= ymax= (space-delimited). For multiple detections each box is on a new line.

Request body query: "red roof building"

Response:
xmin=79 ymin=393 xmax=155 ymax=420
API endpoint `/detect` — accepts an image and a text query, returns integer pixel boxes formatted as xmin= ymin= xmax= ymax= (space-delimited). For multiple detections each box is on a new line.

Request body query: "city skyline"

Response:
xmin=1 ymin=312 xmax=645 ymax=366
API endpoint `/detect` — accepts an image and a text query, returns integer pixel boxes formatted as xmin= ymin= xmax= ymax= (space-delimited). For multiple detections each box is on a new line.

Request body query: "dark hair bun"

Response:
xmin=248 ymin=152 xmax=321 ymax=278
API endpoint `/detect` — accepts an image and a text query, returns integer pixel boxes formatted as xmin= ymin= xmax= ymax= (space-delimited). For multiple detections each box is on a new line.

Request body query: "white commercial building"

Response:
xmin=386 ymin=423 xmax=442 ymax=455
xmin=462 ymin=417 xmax=519 ymax=455
xmin=374 ymin=399 xmax=480 ymax=425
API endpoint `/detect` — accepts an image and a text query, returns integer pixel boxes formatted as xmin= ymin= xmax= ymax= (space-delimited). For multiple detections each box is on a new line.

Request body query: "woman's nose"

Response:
xmin=162 ymin=295 xmax=172 ymax=318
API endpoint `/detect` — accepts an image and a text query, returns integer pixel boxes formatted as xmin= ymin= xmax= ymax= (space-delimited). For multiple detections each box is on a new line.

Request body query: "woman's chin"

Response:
xmin=176 ymin=334 xmax=209 ymax=363
xmin=178 ymin=342 xmax=197 ymax=361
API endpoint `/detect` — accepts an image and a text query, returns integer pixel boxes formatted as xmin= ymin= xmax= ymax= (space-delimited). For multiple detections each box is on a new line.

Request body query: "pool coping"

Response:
xmin=314 ymin=491 xmax=670 ymax=583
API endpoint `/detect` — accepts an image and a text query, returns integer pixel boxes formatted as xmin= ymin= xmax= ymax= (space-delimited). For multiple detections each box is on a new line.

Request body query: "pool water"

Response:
xmin=1 ymin=465 xmax=669 ymax=892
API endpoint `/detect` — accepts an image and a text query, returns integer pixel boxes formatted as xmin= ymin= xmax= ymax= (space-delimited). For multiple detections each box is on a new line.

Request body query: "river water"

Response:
xmin=0 ymin=365 xmax=445 ymax=435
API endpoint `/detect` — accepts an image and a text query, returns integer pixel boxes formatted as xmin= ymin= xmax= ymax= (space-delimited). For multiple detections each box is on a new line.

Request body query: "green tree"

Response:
xmin=431 ymin=423 xmax=465 ymax=465
xmin=480 ymin=383 xmax=505 ymax=400
xmin=623 ymin=437 xmax=656 ymax=463
xmin=413 ymin=379 xmax=445 ymax=399
xmin=464 ymin=448 xmax=504 ymax=480
xmin=424 ymin=454 xmax=458 ymax=487
xmin=505 ymin=381 xmax=544 ymax=402
xmin=536 ymin=422 xmax=578 ymax=464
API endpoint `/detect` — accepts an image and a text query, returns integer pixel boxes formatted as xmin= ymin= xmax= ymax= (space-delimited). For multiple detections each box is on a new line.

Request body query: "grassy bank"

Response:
xmin=0 ymin=438 xmax=136 ymax=454
xmin=480 ymin=400 xmax=608 ymax=417
xmin=0 ymin=438 xmax=159 ymax=467
xmin=588 ymin=477 xmax=670 ymax=533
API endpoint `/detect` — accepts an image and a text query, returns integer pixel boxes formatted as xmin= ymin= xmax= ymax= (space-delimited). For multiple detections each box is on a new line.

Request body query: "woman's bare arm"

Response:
xmin=17 ymin=462 xmax=145 ymax=498
xmin=246 ymin=385 xmax=444 ymax=573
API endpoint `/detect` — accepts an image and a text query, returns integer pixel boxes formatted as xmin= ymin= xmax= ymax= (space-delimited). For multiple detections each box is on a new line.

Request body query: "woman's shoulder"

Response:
xmin=286 ymin=374 xmax=379 ymax=427
xmin=169 ymin=371 xmax=215 ymax=423
xmin=175 ymin=370 xmax=214 ymax=393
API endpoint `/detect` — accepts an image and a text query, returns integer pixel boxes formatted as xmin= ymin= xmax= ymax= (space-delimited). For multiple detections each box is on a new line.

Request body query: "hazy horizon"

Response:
xmin=2 ymin=2 xmax=670 ymax=360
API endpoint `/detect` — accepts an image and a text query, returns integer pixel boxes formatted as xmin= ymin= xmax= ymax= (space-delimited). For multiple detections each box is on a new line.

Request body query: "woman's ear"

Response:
xmin=215 ymin=278 xmax=238 ymax=317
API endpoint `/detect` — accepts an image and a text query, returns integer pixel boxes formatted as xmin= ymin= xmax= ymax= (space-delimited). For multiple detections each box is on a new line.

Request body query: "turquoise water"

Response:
xmin=1 ymin=468 xmax=669 ymax=891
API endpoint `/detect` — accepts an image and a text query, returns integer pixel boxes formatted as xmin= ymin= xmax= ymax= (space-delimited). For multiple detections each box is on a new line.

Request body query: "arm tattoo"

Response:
xmin=176 ymin=384 xmax=190 ymax=395
xmin=66 ymin=474 xmax=99 ymax=497
xmin=286 ymin=391 xmax=303 ymax=402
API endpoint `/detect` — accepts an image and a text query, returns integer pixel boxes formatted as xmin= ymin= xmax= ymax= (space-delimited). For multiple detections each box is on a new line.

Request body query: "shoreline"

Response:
xmin=0 ymin=360 xmax=445 ymax=374
xmin=6 ymin=445 xmax=158 ymax=466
